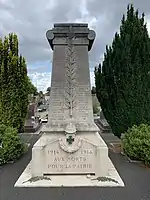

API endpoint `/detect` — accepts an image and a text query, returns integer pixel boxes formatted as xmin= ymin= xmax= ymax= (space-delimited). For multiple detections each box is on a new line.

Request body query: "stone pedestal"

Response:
xmin=31 ymin=132 xmax=108 ymax=177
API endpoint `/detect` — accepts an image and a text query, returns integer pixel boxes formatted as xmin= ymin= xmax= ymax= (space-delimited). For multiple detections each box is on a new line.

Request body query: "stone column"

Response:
xmin=43 ymin=23 xmax=99 ymax=133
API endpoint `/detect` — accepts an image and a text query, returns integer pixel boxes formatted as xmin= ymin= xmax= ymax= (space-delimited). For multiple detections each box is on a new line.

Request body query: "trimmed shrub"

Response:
xmin=121 ymin=124 xmax=150 ymax=164
xmin=0 ymin=124 xmax=27 ymax=165
xmin=0 ymin=124 xmax=6 ymax=143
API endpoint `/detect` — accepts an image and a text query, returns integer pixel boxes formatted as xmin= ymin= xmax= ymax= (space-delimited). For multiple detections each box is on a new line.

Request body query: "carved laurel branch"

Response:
xmin=65 ymin=38 xmax=76 ymax=117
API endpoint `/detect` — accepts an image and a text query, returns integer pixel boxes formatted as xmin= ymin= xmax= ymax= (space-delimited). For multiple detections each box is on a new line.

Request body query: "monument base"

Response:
xmin=42 ymin=121 xmax=99 ymax=132
xmin=15 ymin=132 xmax=124 ymax=187
xmin=14 ymin=162 xmax=124 ymax=187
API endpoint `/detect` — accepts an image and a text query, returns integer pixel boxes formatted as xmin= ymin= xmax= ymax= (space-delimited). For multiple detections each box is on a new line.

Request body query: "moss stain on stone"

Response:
xmin=91 ymin=176 xmax=118 ymax=184
xmin=22 ymin=176 xmax=51 ymax=183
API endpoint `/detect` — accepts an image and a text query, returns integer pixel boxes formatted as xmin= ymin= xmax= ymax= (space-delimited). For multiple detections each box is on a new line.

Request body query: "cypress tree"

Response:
xmin=0 ymin=38 xmax=3 ymax=122
xmin=0 ymin=33 xmax=36 ymax=132
xmin=18 ymin=56 xmax=29 ymax=131
xmin=95 ymin=4 xmax=150 ymax=137
xmin=1 ymin=37 xmax=10 ymax=125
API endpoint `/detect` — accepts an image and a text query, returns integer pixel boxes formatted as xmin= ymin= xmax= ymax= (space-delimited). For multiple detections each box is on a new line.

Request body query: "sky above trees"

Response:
xmin=0 ymin=0 xmax=150 ymax=91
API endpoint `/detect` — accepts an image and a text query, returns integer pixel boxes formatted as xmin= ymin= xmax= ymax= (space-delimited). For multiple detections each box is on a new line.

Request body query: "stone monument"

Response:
xmin=96 ymin=110 xmax=112 ymax=133
xmin=24 ymin=103 xmax=42 ymax=133
xmin=15 ymin=23 xmax=124 ymax=187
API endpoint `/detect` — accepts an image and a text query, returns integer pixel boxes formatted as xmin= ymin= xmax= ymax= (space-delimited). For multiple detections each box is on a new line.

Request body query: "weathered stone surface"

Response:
xmin=23 ymin=23 xmax=124 ymax=185
xmin=46 ymin=23 xmax=95 ymax=51
xmin=45 ymin=139 xmax=95 ymax=174
xmin=43 ymin=23 xmax=98 ymax=133
xmin=31 ymin=132 xmax=108 ymax=177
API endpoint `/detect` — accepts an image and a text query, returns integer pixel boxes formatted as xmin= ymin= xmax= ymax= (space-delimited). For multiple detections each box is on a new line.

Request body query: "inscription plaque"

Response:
xmin=44 ymin=139 xmax=96 ymax=174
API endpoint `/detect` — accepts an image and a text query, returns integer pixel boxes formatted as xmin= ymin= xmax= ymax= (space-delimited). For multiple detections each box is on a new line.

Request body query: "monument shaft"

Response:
xmin=44 ymin=23 xmax=98 ymax=132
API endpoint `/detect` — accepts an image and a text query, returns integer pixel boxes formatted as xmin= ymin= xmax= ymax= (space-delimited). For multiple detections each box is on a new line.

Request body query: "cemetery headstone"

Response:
xmin=97 ymin=110 xmax=112 ymax=133
xmin=24 ymin=103 xmax=42 ymax=133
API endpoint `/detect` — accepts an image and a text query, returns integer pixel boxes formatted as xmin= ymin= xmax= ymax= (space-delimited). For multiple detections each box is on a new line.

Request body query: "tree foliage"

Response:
xmin=121 ymin=124 xmax=150 ymax=165
xmin=0 ymin=33 xmax=36 ymax=132
xmin=0 ymin=124 xmax=27 ymax=165
xmin=46 ymin=87 xmax=51 ymax=93
xmin=91 ymin=86 xmax=96 ymax=95
xmin=27 ymin=77 xmax=38 ymax=95
xmin=95 ymin=4 xmax=150 ymax=137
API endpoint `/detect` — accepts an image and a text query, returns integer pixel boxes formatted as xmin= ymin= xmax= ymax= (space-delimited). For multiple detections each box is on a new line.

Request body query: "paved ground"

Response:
xmin=0 ymin=134 xmax=150 ymax=200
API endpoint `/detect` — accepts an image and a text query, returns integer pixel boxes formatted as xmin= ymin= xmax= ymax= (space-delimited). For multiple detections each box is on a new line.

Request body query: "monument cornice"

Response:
xmin=46 ymin=23 xmax=96 ymax=51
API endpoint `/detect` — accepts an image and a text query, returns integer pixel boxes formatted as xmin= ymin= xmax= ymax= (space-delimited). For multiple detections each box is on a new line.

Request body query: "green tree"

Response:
xmin=27 ymin=77 xmax=38 ymax=95
xmin=0 ymin=38 xmax=3 ymax=122
xmin=46 ymin=86 xmax=51 ymax=96
xmin=46 ymin=87 xmax=51 ymax=93
xmin=0 ymin=124 xmax=27 ymax=165
xmin=91 ymin=86 xmax=96 ymax=95
xmin=0 ymin=33 xmax=33 ymax=132
xmin=39 ymin=91 xmax=44 ymax=99
xmin=0 ymin=37 xmax=9 ymax=125
xmin=95 ymin=4 xmax=150 ymax=137
xmin=17 ymin=56 xmax=29 ymax=131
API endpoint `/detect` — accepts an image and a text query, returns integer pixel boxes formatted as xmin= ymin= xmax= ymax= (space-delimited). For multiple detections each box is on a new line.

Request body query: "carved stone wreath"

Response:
xmin=58 ymin=122 xmax=81 ymax=153
xmin=59 ymin=137 xmax=82 ymax=153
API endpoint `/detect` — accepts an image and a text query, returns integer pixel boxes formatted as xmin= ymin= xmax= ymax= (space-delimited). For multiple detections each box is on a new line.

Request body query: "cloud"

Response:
xmin=29 ymin=70 xmax=95 ymax=92
xmin=29 ymin=72 xmax=51 ymax=92
xmin=1 ymin=0 xmax=150 ymax=67
xmin=90 ymin=70 xmax=95 ymax=87
xmin=0 ymin=0 xmax=83 ymax=64
xmin=1 ymin=0 xmax=150 ymax=91
xmin=146 ymin=15 xmax=150 ymax=35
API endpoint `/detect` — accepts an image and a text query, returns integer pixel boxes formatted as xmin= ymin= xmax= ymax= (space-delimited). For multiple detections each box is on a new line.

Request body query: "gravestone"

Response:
xmin=96 ymin=110 xmax=112 ymax=133
xmin=24 ymin=103 xmax=42 ymax=133
xmin=15 ymin=23 xmax=124 ymax=187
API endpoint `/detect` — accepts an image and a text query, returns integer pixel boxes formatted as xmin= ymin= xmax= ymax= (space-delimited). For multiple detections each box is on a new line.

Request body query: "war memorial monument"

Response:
xmin=15 ymin=23 xmax=124 ymax=187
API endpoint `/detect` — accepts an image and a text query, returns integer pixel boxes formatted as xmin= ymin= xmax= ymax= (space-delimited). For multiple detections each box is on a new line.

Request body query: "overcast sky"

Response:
xmin=0 ymin=0 xmax=150 ymax=91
